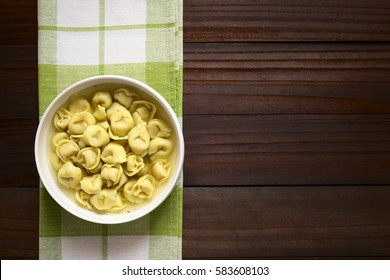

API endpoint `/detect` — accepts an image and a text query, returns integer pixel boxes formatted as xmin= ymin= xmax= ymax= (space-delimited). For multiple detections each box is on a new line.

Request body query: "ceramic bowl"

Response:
xmin=35 ymin=75 xmax=184 ymax=224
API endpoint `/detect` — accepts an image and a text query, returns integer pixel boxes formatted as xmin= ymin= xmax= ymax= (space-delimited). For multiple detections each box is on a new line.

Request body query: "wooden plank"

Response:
xmin=0 ymin=46 xmax=38 ymax=117
xmin=2 ymin=0 xmax=390 ymax=43
xmin=184 ymin=43 xmax=390 ymax=115
xmin=2 ymin=186 xmax=390 ymax=259
xmin=183 ymin=186 xmax=390 ymax=259
xmin=184 ymin=114 xmax=390 ymax=186
xmin=2 ymin=113 xmax=390 ymax=187
xmin=0 ymin=187 xmax=38 ymax=259
xmin=0 ymin=118 xmax=39 ymax=187
xmin=0 ymin=1 xmax=37 ymax=44
xmin=184 ymin=0 xmax=390 ymax=42
xmin=2 ymin=42 xmax=390 ymax=117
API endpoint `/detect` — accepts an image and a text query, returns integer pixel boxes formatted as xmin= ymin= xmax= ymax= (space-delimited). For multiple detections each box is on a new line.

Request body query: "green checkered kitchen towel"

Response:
xmin=38 ymin=0 xmax=183 ymax=260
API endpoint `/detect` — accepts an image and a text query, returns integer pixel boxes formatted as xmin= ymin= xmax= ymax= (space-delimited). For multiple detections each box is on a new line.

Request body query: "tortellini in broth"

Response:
xmin=101 ymin=142 xmax=127 ymax=164
xmin=148 ymin=137 xmax=174 ymax=161
xmin=52 ymin=132 xmax=69 ymax=149
xmin=77 ymin=147 xmax=101 ymax=170
xmin=92 ymin=91 xmax=112 ymax=109
xmin=101 ymin=164 xmax=124 ymax=188
xmin=90 ymin=189 xmax=118 ymax=211
xmin=151 ymin=159 xmax=171 ymax=183
xmin=82 ymin=125 xmax=110 ymax=148
xmin=128 ymin=124 xmax=150 ymax=157
xmin=113 ymin=88 xmax=138 ymax=108
xmin=57 ymin=161 xmax=83 ymax=190
xmin=56 ymin=140 xmax=80 ymax=162
xmin=69 ymin=95 xmax=93 ymax=113
xmin=50 ymin=88 xmax=175 ymax=213
xmin=80 ymin=174 xmax=103 ymax=194
xmin=54 ymin=108 xmax=72 ymax=131
xmin=68 ymin=112 xmax=96 ymax=135
xmin=124 ymin=153 xmax=145 ymax=176
xmin=93 ymin=105 xmax=107 ymax=121
xmin=131 ymin=100 xmax=156 ymax=124
xmin=148 ymin=119 xmax=172 ymax=139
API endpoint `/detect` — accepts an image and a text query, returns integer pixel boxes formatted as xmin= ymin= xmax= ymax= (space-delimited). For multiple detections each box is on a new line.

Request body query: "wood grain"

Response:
xmin=0 ymin=117 xmax=39 ymax=187
xmin=0 ymin=46 xmax=38 ymax=117
xmin=2 ymin=0 xmax=390 ymax=260
xmin=0 ymin=187 xmax=39 ymax=259
xmin=3 ymin=113 xmax=389 ymax=188
xmin=0 ymin=1 xmax=37 ymax=44
xmin=3 ymin=42 xmax=390 ymax=117
xmin=2 ymin=186 xmax=390 ymax=259
xmin=184 ymin=0 xmax=390 ymax=42
xmin=183 ymin=186 xmax=390 ymax=259
xmin=184 ymin=114 xmax=390 ymax=186
xmin=184 ymin=43 xmax=390 ymax=115
xmin=2 ymin=1 xmax=390 ymax=43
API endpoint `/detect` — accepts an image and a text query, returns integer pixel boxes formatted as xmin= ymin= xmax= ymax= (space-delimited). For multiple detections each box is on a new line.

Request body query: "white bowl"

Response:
xmin=35 ymin=75 xmax=184 ymax=224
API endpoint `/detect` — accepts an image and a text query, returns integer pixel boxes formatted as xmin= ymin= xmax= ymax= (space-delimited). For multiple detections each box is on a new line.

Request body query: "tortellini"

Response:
xmin=80 ymin=174 xmax=103 ymax=194
xmin=93 ymin=105 xmax=107 ymax=121
xmin=87 ymin=160 xmax=103 ymax=175
xmin=148 ymin=119 xmax=172 ymax=139
xmin=124 ymin=153 xmax=144 ymax=176
xmin=101 ymin=164 xmax=124 ymax=187
xmin=109 ymin=108 xmax=134 ymax=137
xmin=123 ymin=175 xmax=156 ymax=204
xmin=77 ymin=147 xmax=101 ymax=170
xmin=70 ymin=134 xmax=88 ymax=149
xmin=113 ymin=88 xmax=138 ymax=108
xmin=151 ymin=159 xmax=171 ymax=183
xmin=128 ymin=124 xmax=150 ymax=157
xmin=123 ymin=178 xmax=142 ymax=204
xmin=57 ymin=161 xmax=83 ymax=190
xmin=106 ymin=102 xmax=134 ymax=137
xmin=68 ymin=112 xmax=96 ymax=135
xmin=82 ymin=125 xmax=110 ymax=147
xmin=69 ymin=95 xmax=93 ymax=113
xmin=52 ymin=132 xmax=69 ymax=149
xmin=101 ymin=143 xmax=127 ymax=164
xmin=132 ymin=174 xmax=156 ymax=199
xmin=50 ymin=152 xmax=63 ymax=171
xmin=90 ymin=189 xmax=117 ymax=211
xmin=51 ymin=88 xmax=175 ymax=213
xmin=92 ymin=91 xmax=112 ymax=109
xmin=131 ymin=100 xmax=156 ymax=124
xmin=107 ymin=193 xmax=129 ymax=212
xmin=54 ymin=108 xmax=72 ymax=131
xmin=148 ymin=137 xmax=173 ymax=161
xmin=75 ymin=190 xmax=92 ymax=209
xmin=56 ymin=140 xmax=80 ymax=162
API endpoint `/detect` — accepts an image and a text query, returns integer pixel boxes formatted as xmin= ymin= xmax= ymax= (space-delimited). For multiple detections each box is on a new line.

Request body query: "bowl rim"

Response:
xmin=35 ymin=75 xmax=184 ymax=224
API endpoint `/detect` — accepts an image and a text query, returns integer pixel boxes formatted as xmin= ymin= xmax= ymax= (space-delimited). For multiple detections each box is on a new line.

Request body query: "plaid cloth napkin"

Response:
xmin=38 ymin=0 xmax=183 ymax=260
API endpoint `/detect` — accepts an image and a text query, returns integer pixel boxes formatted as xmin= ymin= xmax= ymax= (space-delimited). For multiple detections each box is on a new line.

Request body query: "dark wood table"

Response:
xmin=1 ymin=0 xmax=390 ymax=259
